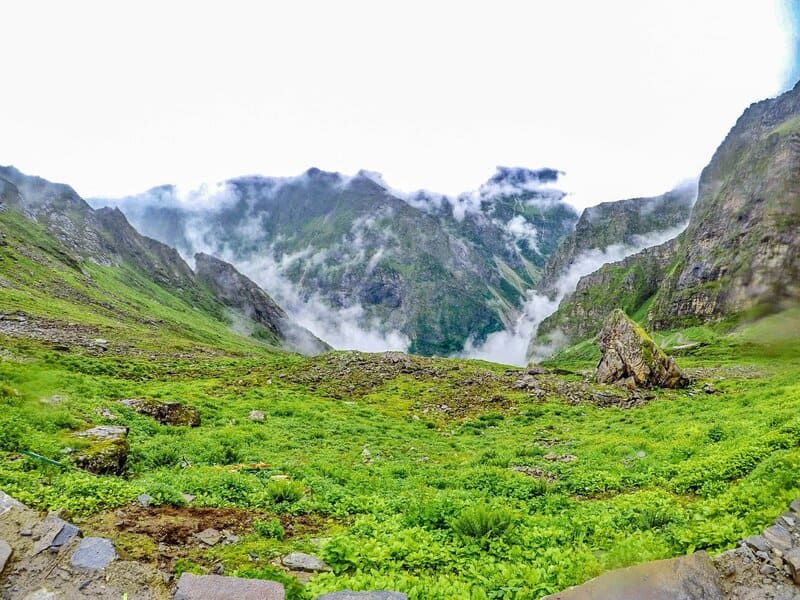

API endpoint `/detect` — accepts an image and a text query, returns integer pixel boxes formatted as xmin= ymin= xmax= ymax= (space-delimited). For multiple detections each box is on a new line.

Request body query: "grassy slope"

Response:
xmin=1 ymin=295 xmax=799 ymax=598
xmin=3 ymin=200 xmax=800 ymax=598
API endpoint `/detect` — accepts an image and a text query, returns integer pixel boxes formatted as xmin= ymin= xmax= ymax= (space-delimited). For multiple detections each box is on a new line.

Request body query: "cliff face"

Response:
xmin=648 ymin=82 xmax=800 ymax=328
xmin=194 ymin=253 xmax=330 ymax=355
xmin=538 ymin=186 xmax=694 ymax=296
xmin=535 ymin=238 xmax=680 ymax=347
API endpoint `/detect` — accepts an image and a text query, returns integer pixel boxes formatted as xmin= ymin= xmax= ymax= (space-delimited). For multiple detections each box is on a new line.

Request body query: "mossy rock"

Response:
xmin=72 ymin=426 xmax=129 ymax=475
xmin=596 ymin=309 xmax=688 ymax=389
xmin=120 ymin=398 xmax=200 ymax=427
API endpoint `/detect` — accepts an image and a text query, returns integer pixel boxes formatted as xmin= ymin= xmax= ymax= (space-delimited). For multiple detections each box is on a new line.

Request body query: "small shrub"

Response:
xmin=451 ymin=503 xmax=516 ymax=539
xmin=266 ymin=479 xmax=305 ymax=504
xmin=707 ymin=425 xmax=725 ymax=443
xmin=254 ymin=517 xmax=285 ymax=540
xmin=147 ymin=482 xmax=187 ymax=507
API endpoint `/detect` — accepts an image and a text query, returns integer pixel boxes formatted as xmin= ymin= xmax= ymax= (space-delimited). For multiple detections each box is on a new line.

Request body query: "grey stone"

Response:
xmin=763 ymin=525 xmax=793 ymax=551
xmin=195 ymin=528 xmax=222 ymax=546
xmin=0 ymin=490 xmax=25 ymax=516
xmin=542 ymin=551 xmax=722 ymax=600
xmin=784 ymin=547 xmax=800 ymax=584
xmin=173 ymin=573 xmax=285 ymax=600
xmin=182 ymin=493 xmax=196 ymax=503
xmin=0 ymin=539 xmax=12 ymax=572
xmin=760 ymin=564 xmax=777 ymax=575
xmin=249 ymin=410 xmax=265 ymax=422
xmin=315 ymin=593 xmax=408 ymax=600
xmin=31 ymin=515 xmax=81 ymax=555
xmin=137 ymin=493 xmax=153 ymax=507
xmin=74 ymin=425 xmax=128 ymax=439
xmin=779 ymin=513 xmax=796 ymax=528
xmin=744 ymin=535 xmax=771 ymax=553
xmin=281 ymin=552 xmax=331 ymax=572
xmin=790 ymin=499 xmax=800 ymax=514
xmin=69 ymin=537 xmax=117 ymax=570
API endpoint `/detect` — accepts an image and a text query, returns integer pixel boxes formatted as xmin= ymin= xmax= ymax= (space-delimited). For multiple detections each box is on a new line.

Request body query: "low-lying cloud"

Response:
xmin=459 ymin=223 xmax=688 ymax=366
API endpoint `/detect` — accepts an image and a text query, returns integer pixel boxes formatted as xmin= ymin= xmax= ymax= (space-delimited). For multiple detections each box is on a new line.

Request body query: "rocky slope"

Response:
xmin=648 ymin=80 xmax=800 ymax=328
xmin=194 ymin=252 xmax=330 ymax=355
xmin=0 ymin=166 xmax=323 ymax=355
xmin=537 ymin=184 xmax=694 ymax=296
xmin=532 ymin=81 xmax=800 ymax=353
xmin=94 ymin=167 xmax=578 ymax=355
xmin=535 ymin=238 xmax=680 ymax=346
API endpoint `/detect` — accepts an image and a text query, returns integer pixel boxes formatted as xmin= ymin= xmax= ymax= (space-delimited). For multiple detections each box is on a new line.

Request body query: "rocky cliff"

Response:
xmin=532 ymin=81 xmax=800 ymax=353
xmin=538 ymin=185 xmax=694 ymax=296
xmin=648 ymin=81 xmax=800 ymax=328
xmin=194 ymin=253 xmax=330 ymax=355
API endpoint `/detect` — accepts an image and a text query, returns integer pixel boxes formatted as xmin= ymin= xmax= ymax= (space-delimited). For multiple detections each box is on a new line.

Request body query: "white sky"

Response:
xmin=1 ymin=1 xmax=798 ymax=208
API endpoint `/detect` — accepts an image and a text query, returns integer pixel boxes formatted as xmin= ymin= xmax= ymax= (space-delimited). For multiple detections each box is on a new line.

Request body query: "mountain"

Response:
xmin=93 ymin=167 xmax=578 ymax=355
xmin=194 ymin=252 xmax=330 ymax=355
xmin=533 ymin=81 xmax=800 ymax=352
xmin=648 ymin=80 xmax=800 ymax=328
xmin=0 ymin=165 xmax=324 ymax=355
xmin=537 ymin=185 xmax=695 ymax=296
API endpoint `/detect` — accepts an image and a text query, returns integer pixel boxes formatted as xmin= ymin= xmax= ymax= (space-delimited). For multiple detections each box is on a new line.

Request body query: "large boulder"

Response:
xmin=544 ymin=551 xmax=722 ymax=599
xmin=72 ymin=426 xmax=129 ymax=475
xmin=120 ymin=398 xmax=200 ymax=426
xmin=173 ymin=573 xmax=285 ymax=600
xmin=596 ymin=310 xmax=687 ymax=389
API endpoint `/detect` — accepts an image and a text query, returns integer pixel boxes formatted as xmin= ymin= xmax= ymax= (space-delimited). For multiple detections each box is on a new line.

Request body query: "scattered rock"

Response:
xmin=595 ymin=309 xmax=688 ymax=389
xmin=195 ymin=528 xmax=222 ymax=546
xmin=526 ymin=365 xmax=550 ymax=376
xmin=120 ymin=398 xmax=200 ymax=426
xmin=31 ymin=514 xmax=81 ymax=555
xmin=702 ymin=383 xmax=718 ymax=394
xmin=248 ymin=410 xmax=265 ymax=422
xmin=94 ymin=407 xmax=117 ymax=420
xmin=0 ymin=539 xmax=12 ymax=573
xmin=173 ymin=573 xmax=285 ymax=600
xmin=784 ymin=547 xmax=800 ymax=584
xmin=181 ymin=493 xmax=196 ymax=504
xmin=744 ymin=535 xmax=771 ymax=553
xmin=69 ymin=537 xmax=117 ymax=570
xmin=543 ymin=551 xmax=722 ymax=599
xmin=281 ymin=552 xmax=331 ymax=572
xmin=72 ymin=425 xmax=129 ymax=475
xmin=315 ymin=593 xmax=408 ymax=600
xmin=0 ymin=490 xmax=25 ymax=516
xmin=137 ymin=493 xmax=153 ymax=508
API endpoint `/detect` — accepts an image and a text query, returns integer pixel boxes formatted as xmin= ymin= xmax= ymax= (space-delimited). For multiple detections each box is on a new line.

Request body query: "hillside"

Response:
xmin=530 ymin=81 xmax=800 ymax=354
xmin=0 ymin=166 xmax=323 ymax=356
xmin=92 ymin=167 xmax=578 ymax=356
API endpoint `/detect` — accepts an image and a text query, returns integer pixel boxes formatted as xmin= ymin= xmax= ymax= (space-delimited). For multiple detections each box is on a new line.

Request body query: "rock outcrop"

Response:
xmin=71 ymin=425 xmax=129 ymax=475
xmin=595 ymin=310 xmax=687 ymax=389
xmin=119 ymin=398 xmax=201 ymax=427
xmin=194 ymin=253 xmax=330 ymax=355
xmin=538 ymin=184 xmax=694 ymax=296
xmin=649 ymin=80 xmax=800 ymax=328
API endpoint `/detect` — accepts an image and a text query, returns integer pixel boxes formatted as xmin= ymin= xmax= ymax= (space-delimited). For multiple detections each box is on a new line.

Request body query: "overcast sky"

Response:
xmin=1 ymin=1 xmax=798 ymax=208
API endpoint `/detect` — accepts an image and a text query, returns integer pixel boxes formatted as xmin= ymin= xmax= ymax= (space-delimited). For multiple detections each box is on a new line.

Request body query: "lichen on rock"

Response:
xmin=595 ymin=309 xmax=688 ymax=389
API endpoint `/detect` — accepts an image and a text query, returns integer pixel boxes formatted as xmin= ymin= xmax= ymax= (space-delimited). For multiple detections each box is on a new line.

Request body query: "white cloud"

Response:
xmin=0 ymin=1 xmax=795 ymax=211
xmin=460 ymin=223 xmax=689 ymax=366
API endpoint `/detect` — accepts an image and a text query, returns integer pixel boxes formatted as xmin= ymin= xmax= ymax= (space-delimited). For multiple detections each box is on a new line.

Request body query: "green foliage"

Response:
xmin=253 ymin=517 xmax=285 ymax=540
xmin=450 ymin=503 xmax=517 ymax=540
xmin=265 ymin=479 xmax=306 ymax=504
